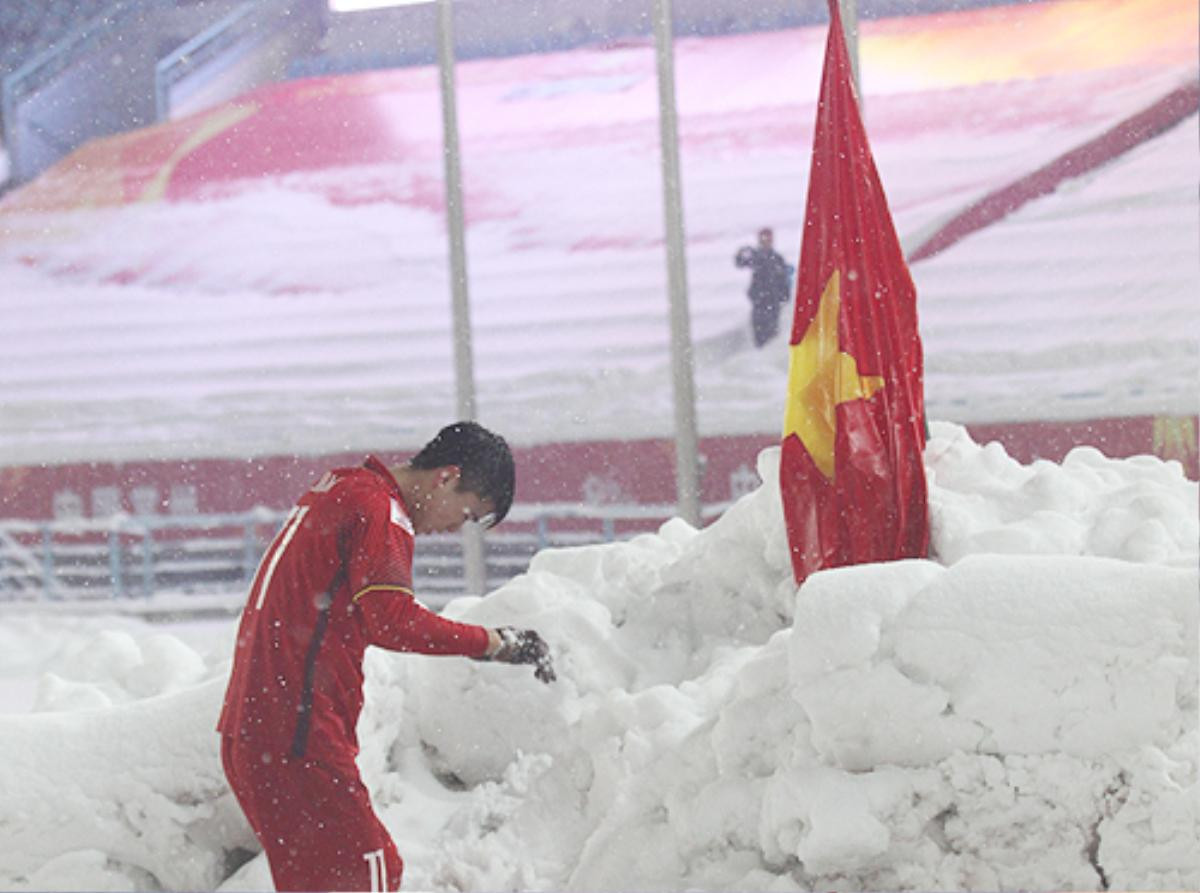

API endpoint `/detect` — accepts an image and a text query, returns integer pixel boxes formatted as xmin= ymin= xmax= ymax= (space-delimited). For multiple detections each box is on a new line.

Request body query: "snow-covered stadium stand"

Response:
xmin=0 ymin=0 xmax=1195 ymax=535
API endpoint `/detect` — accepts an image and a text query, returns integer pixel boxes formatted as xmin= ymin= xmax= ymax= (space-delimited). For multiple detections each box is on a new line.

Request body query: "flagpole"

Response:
xmin=436 ymin=0 xmax=487 ymax=594
xmin=652 ymin=0 xmax=702 ymax=528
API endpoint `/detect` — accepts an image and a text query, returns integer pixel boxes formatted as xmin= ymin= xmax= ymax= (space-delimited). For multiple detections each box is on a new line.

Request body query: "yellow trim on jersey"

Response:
xmin=352 ymin=584 xmax=415 ymax=603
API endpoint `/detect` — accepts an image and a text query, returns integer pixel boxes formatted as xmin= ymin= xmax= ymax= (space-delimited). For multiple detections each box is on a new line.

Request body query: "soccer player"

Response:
xmin=218 ymin=421 xmax=553 ymax=891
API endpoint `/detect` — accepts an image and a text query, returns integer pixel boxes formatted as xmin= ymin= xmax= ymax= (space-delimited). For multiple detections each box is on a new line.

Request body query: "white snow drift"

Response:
xmin=0 ymin=421 xmax=1195 ymax=891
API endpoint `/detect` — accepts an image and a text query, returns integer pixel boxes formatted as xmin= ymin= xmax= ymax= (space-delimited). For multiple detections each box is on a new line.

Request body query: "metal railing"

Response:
xmin=1 ymin=0 xmax=151 ymax=184
xmin=0 ymin=501 xmax=727 ymax=608
xmin=2 ymin=0 xmax=324 ymax=184
xmin=155 ymin=0 xmax=325 ymax=122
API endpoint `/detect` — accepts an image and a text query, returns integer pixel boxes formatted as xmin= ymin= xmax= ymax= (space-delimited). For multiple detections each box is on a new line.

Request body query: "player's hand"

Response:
xmin=488 ymin=626 xmax=555 ymax=683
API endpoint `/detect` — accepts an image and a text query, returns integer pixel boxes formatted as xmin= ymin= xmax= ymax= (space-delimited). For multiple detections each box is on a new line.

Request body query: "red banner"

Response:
xmin=780 ymin=0 xmax=930 ymax=585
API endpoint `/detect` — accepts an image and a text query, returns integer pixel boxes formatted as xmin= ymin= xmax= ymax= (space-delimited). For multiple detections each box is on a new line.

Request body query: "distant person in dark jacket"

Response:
xmin=735 ymin=227 xmax=793 ymax=348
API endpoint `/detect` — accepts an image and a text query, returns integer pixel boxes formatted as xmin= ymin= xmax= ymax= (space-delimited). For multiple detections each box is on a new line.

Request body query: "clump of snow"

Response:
xmin=926 ymin=423 xmax=1198 ymax=567
xmin=0 ymin=423 xmax=1195 ymax=891
xmin=34 ymin=629 xmax=210 ymax=712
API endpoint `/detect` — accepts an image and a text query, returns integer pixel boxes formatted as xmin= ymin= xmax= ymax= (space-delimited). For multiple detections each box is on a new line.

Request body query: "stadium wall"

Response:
xmin=0 ymin=416 xmax=1194 ymax=524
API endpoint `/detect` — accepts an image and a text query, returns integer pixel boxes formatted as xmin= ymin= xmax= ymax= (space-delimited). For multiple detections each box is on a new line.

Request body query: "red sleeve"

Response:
xmin=355 ymin=590 xmax=490 ymax=657
xmin=343 ymin=488 xmax=488 ymax=657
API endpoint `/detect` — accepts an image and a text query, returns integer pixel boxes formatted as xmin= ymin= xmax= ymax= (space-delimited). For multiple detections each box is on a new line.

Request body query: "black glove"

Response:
xmin=490 ymin=626 xmax=555 ymax=684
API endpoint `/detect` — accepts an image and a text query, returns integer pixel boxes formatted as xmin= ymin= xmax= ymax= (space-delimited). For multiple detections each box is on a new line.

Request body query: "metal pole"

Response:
xmin=652 ymin=0 xmax=702 ymax=528
xmin=40 ymin=525 xmax=54 ymax=596
xmin=436 ymin=0 xmax=487 ymax=594
xmin=109 ymin=528 xmax=124 ymax=599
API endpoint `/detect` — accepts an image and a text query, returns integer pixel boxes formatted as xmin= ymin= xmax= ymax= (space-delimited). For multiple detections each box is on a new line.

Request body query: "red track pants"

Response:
xmin=221 ymin=735 xmax=403 ymax=891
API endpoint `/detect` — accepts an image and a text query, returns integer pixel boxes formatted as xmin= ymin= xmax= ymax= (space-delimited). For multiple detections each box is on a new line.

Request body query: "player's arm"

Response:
xmin=347 ymin=494 xmax=555 ymax=680
xmin=343 ymin=493 xmax=487 ymax=657
xmin=356 ymin=592 xmax=555 ymax=682
xmin=355 ymin=586 xmax=490 ymax=656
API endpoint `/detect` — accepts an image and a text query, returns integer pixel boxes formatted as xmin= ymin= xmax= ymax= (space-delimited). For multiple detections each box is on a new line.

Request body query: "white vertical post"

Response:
xmin=436 ymin=0 xmax=486 ymax=594
xmin=652 ymin=0 xmax=702 ymax=528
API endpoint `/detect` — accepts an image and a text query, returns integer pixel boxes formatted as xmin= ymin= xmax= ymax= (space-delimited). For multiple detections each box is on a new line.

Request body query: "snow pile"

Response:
xmin=0 ymin=622 xmax=241 ymax=891
xmin=926 ymin=425 xmax=1198 ymax=567
xmin=0 ymin=423 xmax=1195 ymax=891
xmin=403 ymin=422 xmax=1198 ymax=890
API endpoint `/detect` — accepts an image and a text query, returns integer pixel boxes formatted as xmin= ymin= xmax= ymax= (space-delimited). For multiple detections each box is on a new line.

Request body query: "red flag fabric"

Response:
xmin=780 ymin=0 xmax=929 ymax=585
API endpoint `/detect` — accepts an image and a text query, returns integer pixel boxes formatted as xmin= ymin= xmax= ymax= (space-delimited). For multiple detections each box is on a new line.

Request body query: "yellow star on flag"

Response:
xmin=783 ymin=269 xmax=885 ymax=480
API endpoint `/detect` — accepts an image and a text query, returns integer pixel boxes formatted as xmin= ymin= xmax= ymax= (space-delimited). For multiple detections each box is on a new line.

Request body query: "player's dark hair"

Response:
xmin=410 ymin=421 xmax=515 ymax=525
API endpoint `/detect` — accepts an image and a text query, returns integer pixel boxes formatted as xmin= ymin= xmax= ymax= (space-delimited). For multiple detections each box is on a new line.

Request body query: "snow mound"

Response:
xmin=404 ymin=422 xmax=1197 ymax=890
xmin=0 ymin=422 xmax=1194 ymax=891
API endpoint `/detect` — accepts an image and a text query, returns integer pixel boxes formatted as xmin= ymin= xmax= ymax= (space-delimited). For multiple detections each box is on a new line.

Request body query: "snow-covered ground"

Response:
xmin=0 ymin=423 xmax=1195 ymax=891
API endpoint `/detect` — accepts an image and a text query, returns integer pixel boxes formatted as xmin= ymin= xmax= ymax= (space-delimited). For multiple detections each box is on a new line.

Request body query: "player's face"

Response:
xmin=415 ymin=474 xmax=497 ymax=535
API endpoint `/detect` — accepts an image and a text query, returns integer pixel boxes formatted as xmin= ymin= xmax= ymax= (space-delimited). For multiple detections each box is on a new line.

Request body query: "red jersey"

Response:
xmin=217 ymin=456 xmax=489 ymax=766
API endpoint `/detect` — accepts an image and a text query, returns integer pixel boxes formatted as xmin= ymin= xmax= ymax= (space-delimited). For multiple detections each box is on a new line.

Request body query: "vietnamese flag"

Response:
xmin=780 ymin=0 xmax=929 ymax=585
